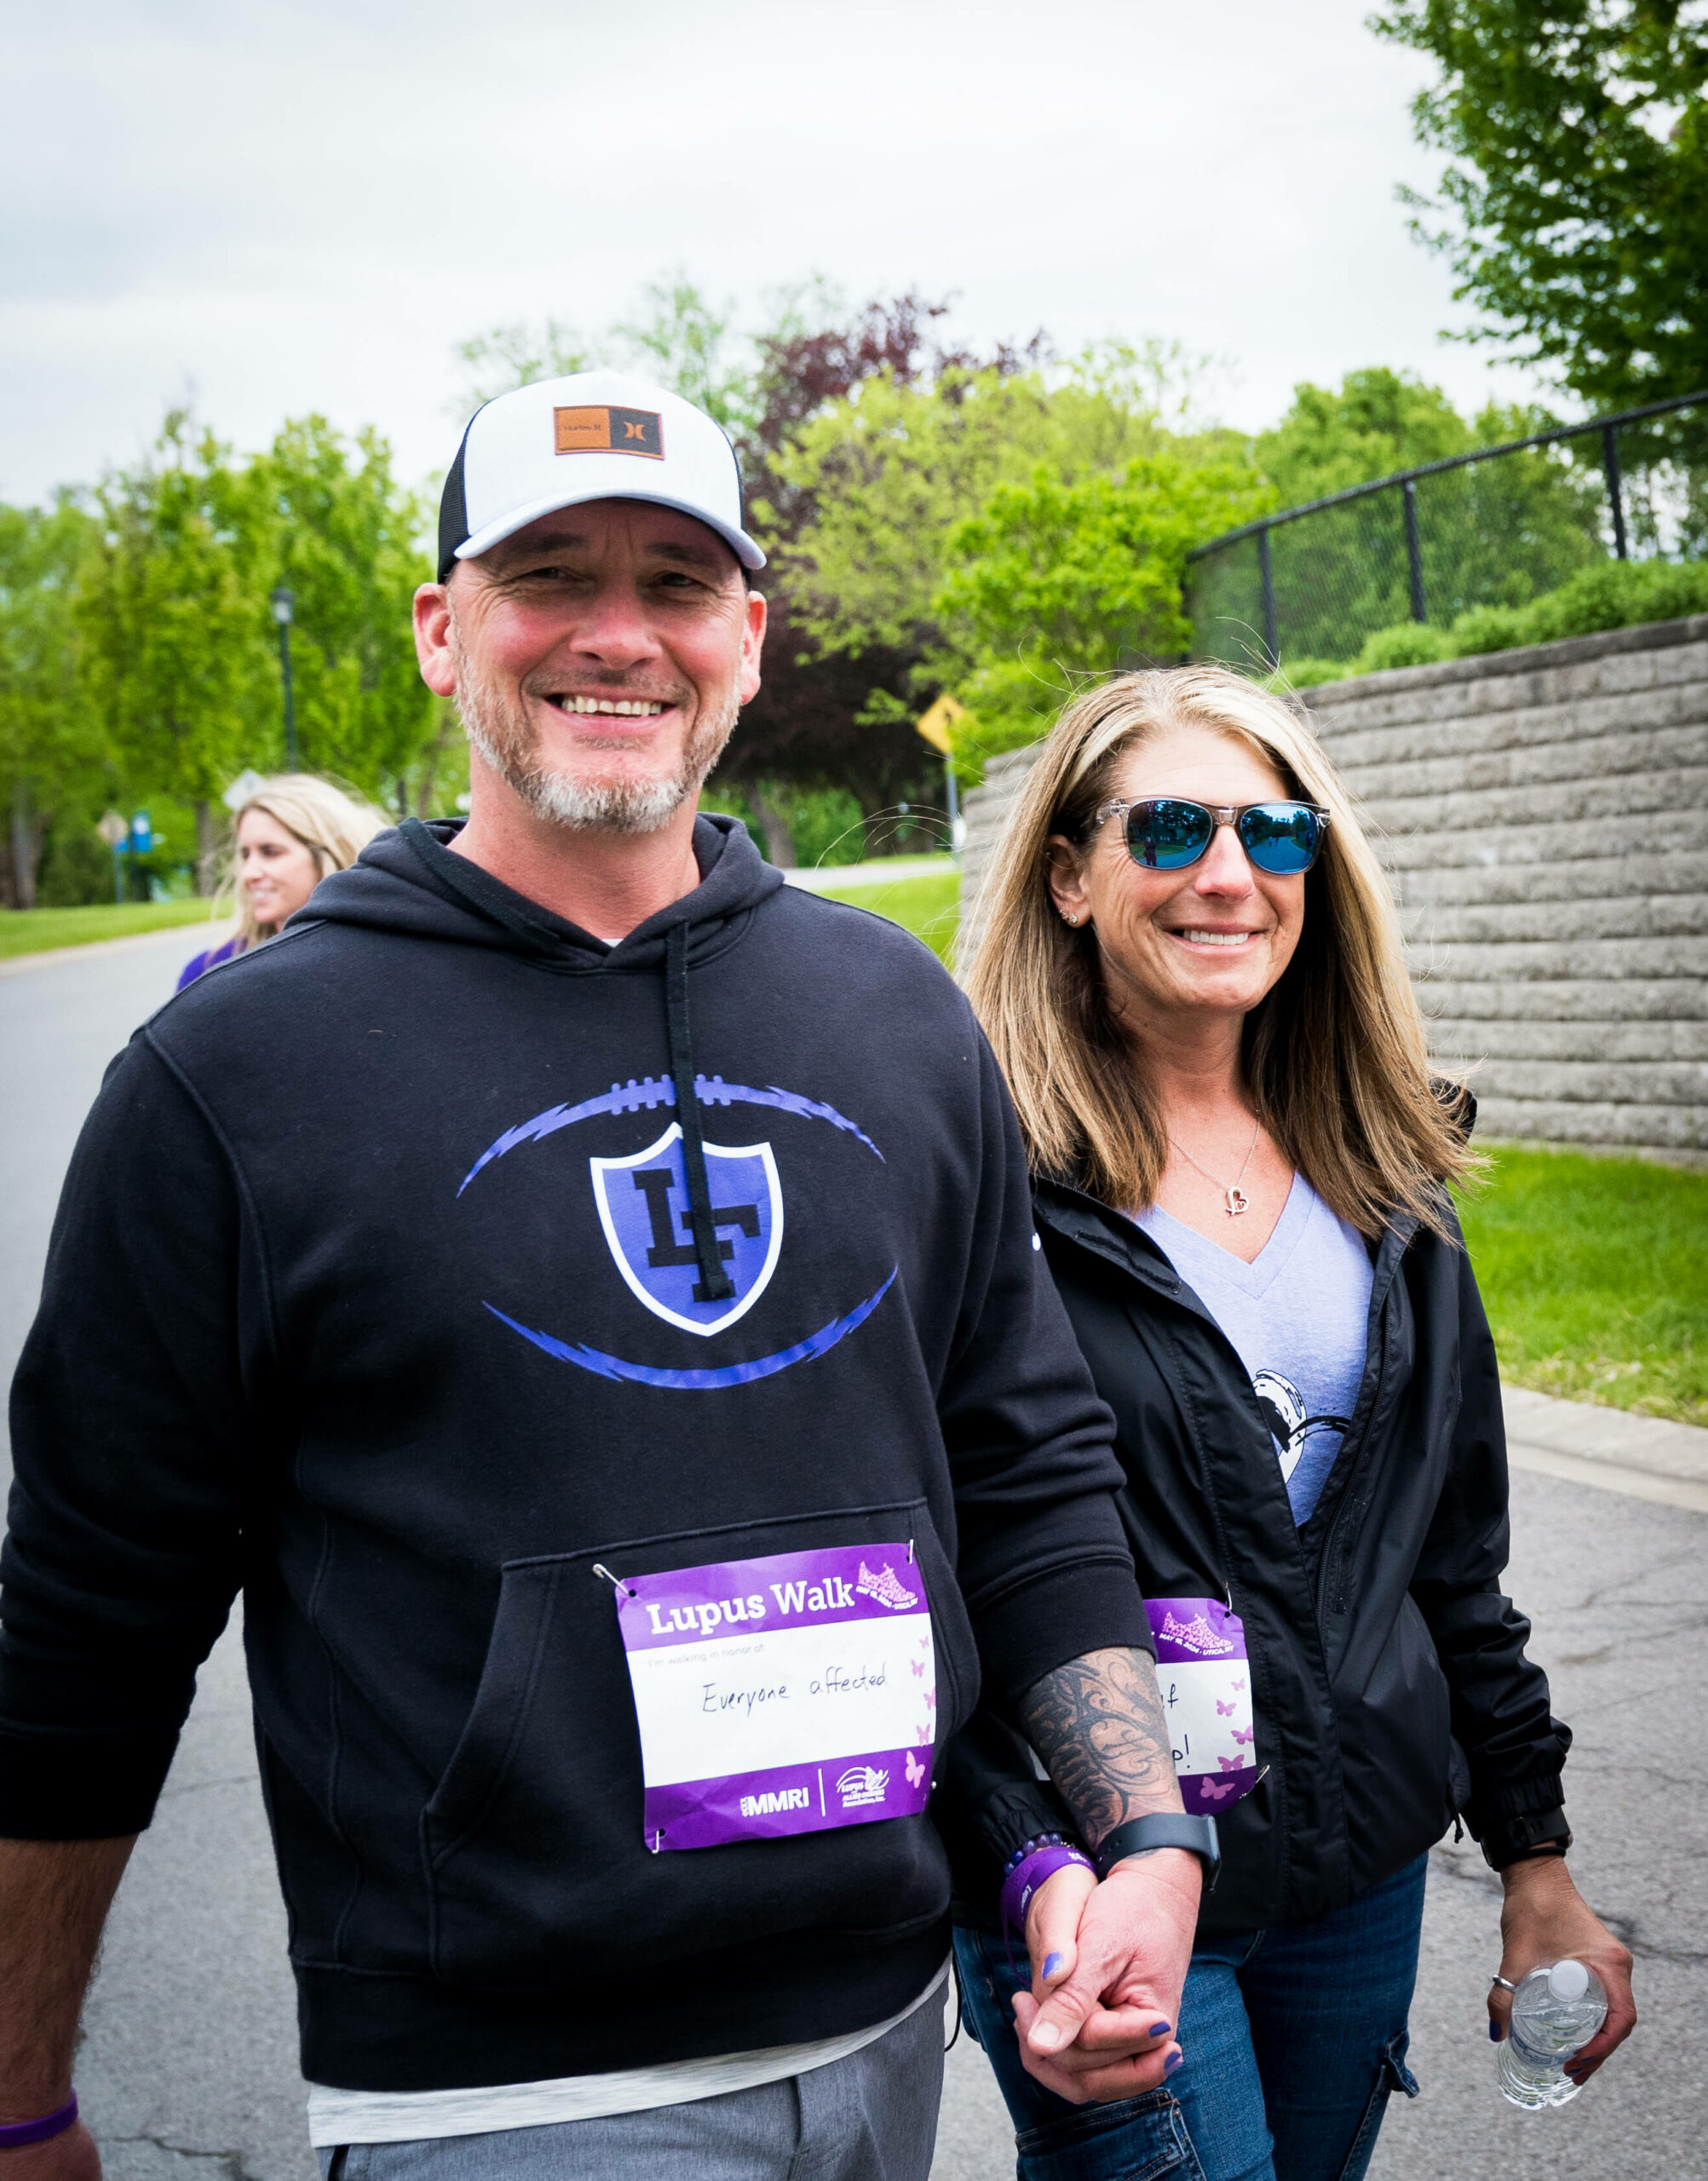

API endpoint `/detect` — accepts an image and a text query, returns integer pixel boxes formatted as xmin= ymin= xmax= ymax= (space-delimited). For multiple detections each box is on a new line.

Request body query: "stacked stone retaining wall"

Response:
xmin=958 ymin=613 xmax=1708 ymax=1159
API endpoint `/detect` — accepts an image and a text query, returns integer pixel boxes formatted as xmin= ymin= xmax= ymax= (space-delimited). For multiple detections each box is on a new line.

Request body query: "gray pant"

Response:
xmin=313 ymin=1996 xmax=945 ymax=2181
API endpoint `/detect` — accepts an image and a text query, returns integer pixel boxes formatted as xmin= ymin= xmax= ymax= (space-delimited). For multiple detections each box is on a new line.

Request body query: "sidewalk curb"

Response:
xmin=0 ymin=922 xmax=233 ymax=979
xmin=1503 ymin=1385 xmax=1708 ymax=1511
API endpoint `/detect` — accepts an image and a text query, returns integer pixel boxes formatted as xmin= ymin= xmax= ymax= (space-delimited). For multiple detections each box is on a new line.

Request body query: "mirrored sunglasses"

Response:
xmin=1091 ymin=797 xmax=1331 ymax=877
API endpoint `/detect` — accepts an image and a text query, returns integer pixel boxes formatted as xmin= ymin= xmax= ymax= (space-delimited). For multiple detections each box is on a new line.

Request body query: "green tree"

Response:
xmin=1192 ymin=367 xmax=1605 ymax=666
xmin=452 ymin=273 xmax=758 ymax=433
xmin=250 ymin=418 xmax=438 ymax=808
xmin=769 ymin=352 xmax=1241 ymax=668
xmin=0 ymin=494 xmax=106 ymax=907
xmin=1255 ymin=366 xmax=1476 ymax=502
xmin=452 ymin=319 xmax=593 ymax=411
xmin=74 ymin=415 xmax=270 ymax=889
xmin=937 ymin=454 xmax=1273 ymax=762
xmin=612 ymin=273 xmax=756 ymax=435
xmin=1372 ymin=0 xmax=1708 ymax=412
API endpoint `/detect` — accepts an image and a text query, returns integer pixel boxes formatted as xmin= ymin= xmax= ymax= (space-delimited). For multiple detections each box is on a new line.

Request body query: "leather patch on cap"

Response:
xmin=553 ymin=406 xmax=664 ymax=459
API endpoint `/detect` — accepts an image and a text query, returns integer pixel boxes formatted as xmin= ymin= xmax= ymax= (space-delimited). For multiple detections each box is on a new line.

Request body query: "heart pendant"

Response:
xmin=1225 ymin=1188 xmax=1250 ymax=1217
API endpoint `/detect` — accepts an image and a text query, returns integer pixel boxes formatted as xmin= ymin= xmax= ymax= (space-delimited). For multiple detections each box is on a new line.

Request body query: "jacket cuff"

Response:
xmin=1480 ymin=1804 xmax=1573 ymax=1871
xmin=0 ymin=1724 xmax=178 ymax=1838
xmin=971 ymin=1554 xmax=1153 ymax=1712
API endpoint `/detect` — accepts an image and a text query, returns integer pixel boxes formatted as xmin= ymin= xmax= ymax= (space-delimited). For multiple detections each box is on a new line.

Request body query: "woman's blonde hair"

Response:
xmin=964 ymin=665 xmax=1474 ymax=1238
xmin=227 ymin=774 xmax=388 ymax=947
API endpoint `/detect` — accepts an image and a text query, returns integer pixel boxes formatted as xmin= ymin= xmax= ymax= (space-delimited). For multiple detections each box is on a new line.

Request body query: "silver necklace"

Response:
xmin=1170 ymin=1119 xmax=1262 ymax=1217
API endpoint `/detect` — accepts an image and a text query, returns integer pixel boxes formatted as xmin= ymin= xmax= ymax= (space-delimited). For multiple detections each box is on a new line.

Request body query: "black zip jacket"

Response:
xmin=939 ymin=1169 xmax=1571 ymax=1936
xmin=1 ymin=816 xmax=1152 ymax=2090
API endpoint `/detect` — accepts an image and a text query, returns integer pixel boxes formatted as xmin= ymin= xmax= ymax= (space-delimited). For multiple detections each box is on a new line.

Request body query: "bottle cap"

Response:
xmin=1548 ymin=1959 xmax=1590 ymax=2001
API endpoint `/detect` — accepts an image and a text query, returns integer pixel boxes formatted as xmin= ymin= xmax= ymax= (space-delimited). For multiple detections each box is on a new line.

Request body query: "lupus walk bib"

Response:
xmin=1147 ymin=1596 xmax=1258 ymax=1816
xmin=612 ymin=1543 xmax=936 ymax=1850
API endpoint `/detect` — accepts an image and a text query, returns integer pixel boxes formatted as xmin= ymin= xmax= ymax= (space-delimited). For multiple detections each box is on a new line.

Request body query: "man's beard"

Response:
xmin=453 ymin=642 xmax=739 ymax=837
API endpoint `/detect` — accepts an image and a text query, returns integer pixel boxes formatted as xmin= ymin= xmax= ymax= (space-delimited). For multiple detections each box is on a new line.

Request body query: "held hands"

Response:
xmin=1011 ymin=1849 xmax=1200 ymax=2103
xmin=1487 ymin=1856 xmax=1636 ymax=2087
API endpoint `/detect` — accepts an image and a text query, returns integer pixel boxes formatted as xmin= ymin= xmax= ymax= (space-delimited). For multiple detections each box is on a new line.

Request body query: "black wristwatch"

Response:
xmin=1095 ymin=1813 xmax=1222 ymax=1894
xmin=1485 ymin=1805 xmax=1573 ymax=1872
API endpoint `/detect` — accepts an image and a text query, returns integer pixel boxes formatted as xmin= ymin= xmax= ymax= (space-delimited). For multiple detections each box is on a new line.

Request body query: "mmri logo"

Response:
xmin=739 ymin=1787 xmax=810 ymax=1817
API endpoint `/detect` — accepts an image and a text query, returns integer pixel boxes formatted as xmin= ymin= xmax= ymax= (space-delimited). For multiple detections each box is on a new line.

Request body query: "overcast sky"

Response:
xmin=1 ymin=0 xmax=1554 ymax=509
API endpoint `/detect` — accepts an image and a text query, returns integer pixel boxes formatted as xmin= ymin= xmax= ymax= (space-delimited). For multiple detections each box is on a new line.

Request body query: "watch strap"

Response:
xmin=1095 ymin=1812 xmax=1221 ymax=1891
xmin=1483 ymin=1804 xmax=1572 ymax=1871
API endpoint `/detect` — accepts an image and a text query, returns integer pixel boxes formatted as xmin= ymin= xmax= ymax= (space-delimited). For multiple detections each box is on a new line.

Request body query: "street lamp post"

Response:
xmin=269 ymin=586 xmax=299 ymax=769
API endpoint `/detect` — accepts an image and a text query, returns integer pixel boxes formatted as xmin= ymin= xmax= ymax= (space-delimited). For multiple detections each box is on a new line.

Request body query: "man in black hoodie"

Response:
xmin=0 ymin=373 xmax=1203 ymax=2180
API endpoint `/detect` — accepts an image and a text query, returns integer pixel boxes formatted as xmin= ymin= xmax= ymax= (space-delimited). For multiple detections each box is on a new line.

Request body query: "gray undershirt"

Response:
xmin=1135 ymin=1173 xmax=1373 ymax=1523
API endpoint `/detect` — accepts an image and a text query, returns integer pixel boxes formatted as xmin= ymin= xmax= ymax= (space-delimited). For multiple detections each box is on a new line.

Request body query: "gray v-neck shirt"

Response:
xmin=1135 ymin=1174 xmax=1374 ymax=1523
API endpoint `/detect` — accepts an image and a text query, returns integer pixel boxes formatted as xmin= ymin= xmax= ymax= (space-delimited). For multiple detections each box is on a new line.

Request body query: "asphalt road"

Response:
xmin=3 ymin=931 xmax=1702 ymax=2181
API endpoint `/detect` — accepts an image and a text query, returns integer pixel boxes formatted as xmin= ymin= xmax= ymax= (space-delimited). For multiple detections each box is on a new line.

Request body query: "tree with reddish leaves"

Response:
xmin=722 ymin=293 xmax=1048 ymax=825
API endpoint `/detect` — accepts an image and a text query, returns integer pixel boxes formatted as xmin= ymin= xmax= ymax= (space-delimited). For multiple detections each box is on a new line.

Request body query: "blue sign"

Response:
xmin=129 ymin=810 xmax=152 ymax=854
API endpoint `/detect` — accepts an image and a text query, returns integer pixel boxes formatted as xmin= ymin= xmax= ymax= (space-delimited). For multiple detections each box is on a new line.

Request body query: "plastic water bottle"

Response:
xmin=1497 ymin=1959 xmax=1607 ymax=2109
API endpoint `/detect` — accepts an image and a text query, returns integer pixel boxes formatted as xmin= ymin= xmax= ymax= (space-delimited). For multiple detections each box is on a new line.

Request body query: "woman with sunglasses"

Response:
xmin=943 ymin=666 xmax=1634 ymax=2181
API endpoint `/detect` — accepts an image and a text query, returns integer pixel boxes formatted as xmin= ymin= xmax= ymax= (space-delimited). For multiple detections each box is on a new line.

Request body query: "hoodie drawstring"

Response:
xmin=665 ymin=921 xmax=735 ymax=1304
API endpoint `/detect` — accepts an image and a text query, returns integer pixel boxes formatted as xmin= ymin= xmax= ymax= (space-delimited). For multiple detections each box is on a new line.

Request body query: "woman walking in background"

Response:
xmin=178 ymin=774 xmax=385 ymax=987
xmin=944 ymin=667 xmax=1634 ymax=2181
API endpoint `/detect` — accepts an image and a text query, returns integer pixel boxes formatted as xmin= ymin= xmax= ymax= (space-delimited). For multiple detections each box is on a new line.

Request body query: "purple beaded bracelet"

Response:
xmin=999 ymin=1835 xmax=1095 ymax=1938
xmin=0 ymin=2094 xmax=78 ymax=2149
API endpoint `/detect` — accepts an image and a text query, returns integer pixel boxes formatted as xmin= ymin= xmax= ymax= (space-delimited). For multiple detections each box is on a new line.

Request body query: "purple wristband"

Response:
xmin=1000 ymin=1843 xmax=1094 ymax=1936
xmin=0 ymin=2096 xmax=78 ymax=2149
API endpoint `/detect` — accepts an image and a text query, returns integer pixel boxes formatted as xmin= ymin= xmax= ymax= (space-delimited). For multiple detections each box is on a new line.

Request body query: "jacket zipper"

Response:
xmin=1314 ymin=1233 xmax=1407 ymax=1620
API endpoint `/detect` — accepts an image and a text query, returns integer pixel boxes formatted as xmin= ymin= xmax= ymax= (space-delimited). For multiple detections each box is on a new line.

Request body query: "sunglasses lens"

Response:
xmin=1127 ymin=799 xmax=1215 ymax=869
xmin=1239 ymin=804 xmax=1322 ymax=874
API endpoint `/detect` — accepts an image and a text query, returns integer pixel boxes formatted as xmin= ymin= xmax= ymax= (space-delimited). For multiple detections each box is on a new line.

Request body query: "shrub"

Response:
xmin=36 ymin=826 xmax=115 ymax=906
xmin=1451 ymin=558 xmax=1708 ymax=656
xmin=1354 ymin=622 xmax=1455 ymax=674
xmin=1273 ymin=657 xmax=1354 ymax=689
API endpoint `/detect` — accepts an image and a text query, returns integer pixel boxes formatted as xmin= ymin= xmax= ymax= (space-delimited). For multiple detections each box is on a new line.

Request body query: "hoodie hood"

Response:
xmin=300 ymin=811 xmax=785 ymax=970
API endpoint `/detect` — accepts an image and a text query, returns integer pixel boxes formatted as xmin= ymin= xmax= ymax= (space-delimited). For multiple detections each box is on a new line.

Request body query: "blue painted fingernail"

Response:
xmin=1042 ymin=1952 xmax=1063 ymax=1980
xmin=1488 ymin=2022 xmax=1502 ymax=2041
xmin=1150 ymin=2022 xmax=1172 ymax=2039
xmin=1165 ymin=2049 xmax=1185 ymax=2075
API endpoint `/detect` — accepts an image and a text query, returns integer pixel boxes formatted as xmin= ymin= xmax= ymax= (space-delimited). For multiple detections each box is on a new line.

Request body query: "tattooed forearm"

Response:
xmin=1017 ymin=1646 xmax=1182 ymax=1849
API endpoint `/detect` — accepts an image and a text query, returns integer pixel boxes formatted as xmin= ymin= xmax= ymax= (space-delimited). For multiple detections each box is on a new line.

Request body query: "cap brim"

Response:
xmin=455 ymin=486 xmax=766 ymax=573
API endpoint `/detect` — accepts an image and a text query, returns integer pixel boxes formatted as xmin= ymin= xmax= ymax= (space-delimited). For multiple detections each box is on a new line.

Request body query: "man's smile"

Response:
xmin=547 ymin=695 xmax=670 ymax=717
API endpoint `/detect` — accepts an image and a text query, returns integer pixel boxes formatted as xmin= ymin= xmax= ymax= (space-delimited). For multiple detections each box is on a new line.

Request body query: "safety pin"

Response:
xmin=592 ymin=1563 xmax=636 ymax=1597
xmin=906 ymin=1538 xmax=915 ymax=1562
xmin=649 ymin=1830 xmax=664 ymax=1855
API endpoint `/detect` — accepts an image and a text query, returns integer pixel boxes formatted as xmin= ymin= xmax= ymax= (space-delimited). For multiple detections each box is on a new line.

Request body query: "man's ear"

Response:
xmin=739 ymin=589 xmax=768 ymax=705
xmin=414 ymin=583 xmax=458 ymax=699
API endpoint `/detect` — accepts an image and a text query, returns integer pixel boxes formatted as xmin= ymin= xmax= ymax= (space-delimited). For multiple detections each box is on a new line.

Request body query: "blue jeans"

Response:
xmin=953 ymin=1855 xmax=1426 ymax=2181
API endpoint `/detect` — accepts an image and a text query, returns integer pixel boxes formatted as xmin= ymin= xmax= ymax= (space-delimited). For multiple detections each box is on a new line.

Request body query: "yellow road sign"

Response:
xmin=914 ymin=692 xmax=965 ymax=757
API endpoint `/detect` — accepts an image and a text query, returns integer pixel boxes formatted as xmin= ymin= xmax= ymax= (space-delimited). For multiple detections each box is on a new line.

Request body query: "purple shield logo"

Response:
xmin=589 ymin=1123 xmax=783 ymax=1338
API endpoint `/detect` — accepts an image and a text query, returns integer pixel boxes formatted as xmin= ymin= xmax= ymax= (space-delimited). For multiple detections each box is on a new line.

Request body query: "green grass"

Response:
xmin=814 ymin=871 xmax=962 ymax=964
xmin=1457 ymin=1148 xmax=1708 ymax=1428
xmin=0 ymin=901 xmax=227 ymax=961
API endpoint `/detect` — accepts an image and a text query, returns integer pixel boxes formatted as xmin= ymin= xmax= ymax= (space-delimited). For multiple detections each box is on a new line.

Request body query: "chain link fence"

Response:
xmin=1187 ymin=391 xmax=1708 ymax=672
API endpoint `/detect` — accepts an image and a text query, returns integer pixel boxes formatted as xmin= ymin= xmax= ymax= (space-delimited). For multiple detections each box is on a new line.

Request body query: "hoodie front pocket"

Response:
xmin=420 ymin=1497 xmax=978 ymax=1988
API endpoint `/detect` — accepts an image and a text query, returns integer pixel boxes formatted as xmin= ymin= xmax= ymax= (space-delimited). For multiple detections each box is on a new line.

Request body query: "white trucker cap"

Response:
xmin=437 ymin=369 xmax=766 ymax=580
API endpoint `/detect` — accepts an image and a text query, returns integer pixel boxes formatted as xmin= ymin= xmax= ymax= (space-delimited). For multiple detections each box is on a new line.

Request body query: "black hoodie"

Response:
xmin=1 ymin=816 xmax=1147 ymax=2092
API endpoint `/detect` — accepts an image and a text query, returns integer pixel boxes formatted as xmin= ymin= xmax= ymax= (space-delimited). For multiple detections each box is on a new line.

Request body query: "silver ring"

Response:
xmin=1489 ymin=1975 xmax=1517 ymax=1993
